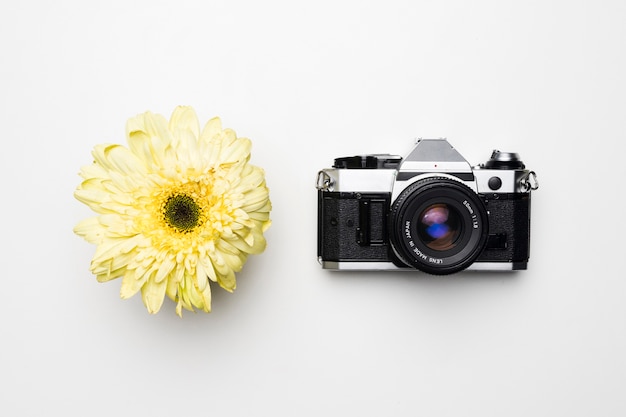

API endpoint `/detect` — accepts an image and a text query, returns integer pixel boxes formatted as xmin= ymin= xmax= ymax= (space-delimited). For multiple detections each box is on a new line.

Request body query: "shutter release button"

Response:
xmin=488 ymin=176 xmax=502 ymax=190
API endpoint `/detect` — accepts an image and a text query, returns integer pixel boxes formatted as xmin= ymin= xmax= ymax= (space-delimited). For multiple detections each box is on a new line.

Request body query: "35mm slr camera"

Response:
xmin=317 ymin=139 xmax=538 ymax=274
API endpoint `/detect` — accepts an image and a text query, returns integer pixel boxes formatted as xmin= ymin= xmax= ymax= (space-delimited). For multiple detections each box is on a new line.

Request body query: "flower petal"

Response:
xmin=199 ymin=117 xmax=222 ymax=143
xmin=120 ymin=268 xmax=148 ymax=299
xmin=200 ymin=284 xmax=212 ymax=313
xmin=154 ymin=254 xmax=176 ymax=283
xmin=74 ymin=217 xmax=105 ymax=244
xmin=169 ymin=106 xmax=200 ymax=139
xmin=216 ymin=267 xmax=236 ymax=292
xmin=141 ymin=273 xmax=168 ymax=314
xmin=126 ymin=112 xmax=172 ymax=171
xmin=91 ymin=144 xmax=147 ymax=176
xmin=92 ymin=234 xmax=144 ymax=265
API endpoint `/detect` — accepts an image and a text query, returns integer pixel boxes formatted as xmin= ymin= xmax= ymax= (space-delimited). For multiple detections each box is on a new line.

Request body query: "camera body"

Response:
xmin=317 ymin=139 xmax=538 ymax=274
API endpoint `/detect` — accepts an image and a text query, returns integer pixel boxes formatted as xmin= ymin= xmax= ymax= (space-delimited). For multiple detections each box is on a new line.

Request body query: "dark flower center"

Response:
xmin=163 ymin=194 xmax=201 ymax=233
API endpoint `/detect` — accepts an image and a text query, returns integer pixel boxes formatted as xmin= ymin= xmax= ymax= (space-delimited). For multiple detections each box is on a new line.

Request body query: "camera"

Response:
xmin=316 ymin=138 xmax=538 ymax=274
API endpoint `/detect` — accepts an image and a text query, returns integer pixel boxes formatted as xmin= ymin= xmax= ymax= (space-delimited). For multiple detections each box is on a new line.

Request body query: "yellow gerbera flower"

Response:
xmin=74 ymin=106 xmax=271 ymax=316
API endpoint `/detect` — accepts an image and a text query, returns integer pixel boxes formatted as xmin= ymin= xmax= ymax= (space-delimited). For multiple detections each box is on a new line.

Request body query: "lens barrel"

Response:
xmin=390 ymin=177 xmax=489 ymax=275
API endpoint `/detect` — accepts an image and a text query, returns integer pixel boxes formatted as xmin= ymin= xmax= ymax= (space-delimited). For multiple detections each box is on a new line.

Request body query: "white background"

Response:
xmin=1 ymin=1 xmax=625 ymax=416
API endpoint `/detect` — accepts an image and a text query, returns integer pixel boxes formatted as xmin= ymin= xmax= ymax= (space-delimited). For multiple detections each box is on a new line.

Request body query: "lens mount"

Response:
xmin=390 ymin=177 xmax=489 ymax=275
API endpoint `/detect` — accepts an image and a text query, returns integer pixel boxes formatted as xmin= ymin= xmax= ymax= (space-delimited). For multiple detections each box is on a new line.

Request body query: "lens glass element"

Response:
xmin=417 ymin=204 xmax=462 ymax=251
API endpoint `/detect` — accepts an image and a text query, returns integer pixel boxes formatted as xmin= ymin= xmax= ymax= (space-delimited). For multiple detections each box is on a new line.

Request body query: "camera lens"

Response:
xmin=389 ymin=177 xmax=489 ymax=275
xmin=417 ymin=204 xmax=462 ymax=251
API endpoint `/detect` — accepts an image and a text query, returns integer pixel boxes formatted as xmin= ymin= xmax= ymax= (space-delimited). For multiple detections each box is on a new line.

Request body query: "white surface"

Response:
xmin=1 ymin=1 xmax=625 ymax=416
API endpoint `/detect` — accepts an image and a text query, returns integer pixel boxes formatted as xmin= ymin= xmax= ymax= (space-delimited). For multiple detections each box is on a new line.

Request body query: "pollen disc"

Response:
xmin=163 ymin=194 xmax=202 ymax=233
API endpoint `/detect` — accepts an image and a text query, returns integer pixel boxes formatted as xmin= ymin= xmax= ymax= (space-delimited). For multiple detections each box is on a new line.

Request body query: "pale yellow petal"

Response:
xmin=216 ymin=267 xmax=236 ymax=292
xmin=154 ymin=254 xmax=176 ymax=283
xmin=74 ymin=179 xmax=110 ymax=210
xmin=91 ymin=251 xmax=134 ymax=277
xmin=92 ymin=235 xmax=144 ymax=265
xmin=169 ymin=106 xmax=200 ymax=139
xmin=126 ymin=112 xmax=172 ymax=170
xmin=141 ymin=273 xmax=168 ymax=314
xmin=247 ymin=210 xmax=270 ymax=223
xmin=78 ymin=162 xmax=108 ymax=180
xmin=166 ymin=274 xmax=178 ymax=301
xmin=91 ymin=144 xmax=147 ymax=176
xmin=241 ymin=187 xmax=270 ymax=212
xmin=200 ymin=284 xmax=212 ymax=312
xmin=174 ymin=128 xmax=202 ymax=171
xmin=73 ymin=217 xmax=105 ymax=244
xmin=96 ymin=268 xmax=125 ymax=282
xmin=199 ymin=255 xmax=217 ymax=282
xmin=120 ymin=269 xmax=148 ymax=299
xmin=199 ymin=117 xmax=222 ymax=143
xmin=184 ymin=272 xmax=205 ymax=308
xmin=194 ymin=262 xmax=209 ymax=291
xmin=219 ymin=137 xmax=251 ymax=165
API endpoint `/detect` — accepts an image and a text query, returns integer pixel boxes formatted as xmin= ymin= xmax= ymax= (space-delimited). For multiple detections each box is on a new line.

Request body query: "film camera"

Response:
xmin=316 ymin=139 xmax=538 ymax=274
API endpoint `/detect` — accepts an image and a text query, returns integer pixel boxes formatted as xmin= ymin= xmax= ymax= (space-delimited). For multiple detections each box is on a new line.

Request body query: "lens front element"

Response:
xmin=417 ymin=204 xmax=462 ymax=251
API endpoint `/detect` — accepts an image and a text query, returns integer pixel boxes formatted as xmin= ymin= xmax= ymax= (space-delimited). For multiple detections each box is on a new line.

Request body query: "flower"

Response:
xmin=74 ymin=106 xmax=271 ymax=316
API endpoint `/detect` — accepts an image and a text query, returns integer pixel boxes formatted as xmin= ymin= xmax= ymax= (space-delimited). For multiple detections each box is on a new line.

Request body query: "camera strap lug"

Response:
xmin=316 ymin=171 xmax=334 ymax=191
xmin=520 ymin=170 xmax=539 ymax=192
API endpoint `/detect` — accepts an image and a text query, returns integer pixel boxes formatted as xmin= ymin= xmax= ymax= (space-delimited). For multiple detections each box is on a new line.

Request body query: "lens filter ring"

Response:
xmin=390 ymin=177 xmax=489 ymax=275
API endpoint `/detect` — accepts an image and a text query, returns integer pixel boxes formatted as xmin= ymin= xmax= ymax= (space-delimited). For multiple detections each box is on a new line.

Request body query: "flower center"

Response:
xmin=163 ymin=194 xmax=202 ymax=233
